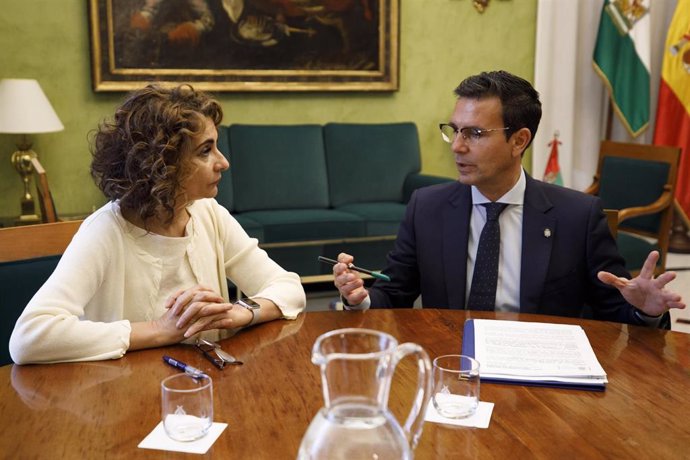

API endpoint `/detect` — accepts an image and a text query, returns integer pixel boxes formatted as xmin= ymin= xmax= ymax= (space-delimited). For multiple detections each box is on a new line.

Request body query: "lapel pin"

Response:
xmin=544 ymin=228 xmax=552 ymax=238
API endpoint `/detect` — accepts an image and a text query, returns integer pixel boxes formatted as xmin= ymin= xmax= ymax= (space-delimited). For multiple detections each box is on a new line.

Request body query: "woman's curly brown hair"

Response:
xmin=90 ymin=84 xmax=223 ymax=224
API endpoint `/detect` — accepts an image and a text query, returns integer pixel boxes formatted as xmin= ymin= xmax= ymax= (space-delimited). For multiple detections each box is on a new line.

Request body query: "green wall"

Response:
xmin=0 ymin=0 xmax=536 ymax=217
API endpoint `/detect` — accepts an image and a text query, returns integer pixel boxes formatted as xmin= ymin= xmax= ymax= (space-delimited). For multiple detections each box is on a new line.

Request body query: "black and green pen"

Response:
xmin=318 ymin=256 xmax=391 ymax=282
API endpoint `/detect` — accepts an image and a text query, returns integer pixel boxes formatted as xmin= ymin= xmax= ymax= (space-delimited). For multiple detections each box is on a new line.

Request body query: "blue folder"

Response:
xmin=461 ymin=319 xmax=606 ymax=392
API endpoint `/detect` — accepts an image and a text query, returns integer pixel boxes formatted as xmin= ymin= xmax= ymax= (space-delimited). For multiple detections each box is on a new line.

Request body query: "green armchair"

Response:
xmin=585 ymin=140 xmax=681 ymax=276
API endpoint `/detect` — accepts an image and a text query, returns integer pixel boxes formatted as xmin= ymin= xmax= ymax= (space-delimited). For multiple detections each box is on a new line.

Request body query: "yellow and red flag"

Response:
xmin=543 ymin=132 xmax=563 ymax=186
xmin=653 ymin=0 xmax=690 ymax=218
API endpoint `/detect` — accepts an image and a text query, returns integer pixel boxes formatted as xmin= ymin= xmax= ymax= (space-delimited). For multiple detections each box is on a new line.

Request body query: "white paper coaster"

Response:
xmin=138 ymin=421 xmax=228 ymax=454
xmin=425 ymin=400 xmax=494 ymax=429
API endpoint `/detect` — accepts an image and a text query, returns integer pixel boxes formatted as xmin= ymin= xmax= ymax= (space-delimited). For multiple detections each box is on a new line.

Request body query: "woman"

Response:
xmin=9 ymin=84 xmax=305 ymax=364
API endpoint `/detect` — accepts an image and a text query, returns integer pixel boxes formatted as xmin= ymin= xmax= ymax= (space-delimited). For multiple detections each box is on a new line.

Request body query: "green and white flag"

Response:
xmin=593 ymin=0 xmax=650 ymax=137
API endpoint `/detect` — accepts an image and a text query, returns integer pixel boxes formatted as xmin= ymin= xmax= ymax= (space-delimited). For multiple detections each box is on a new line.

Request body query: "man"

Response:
xmin=333 ymin=70 xmax=685 ymax=325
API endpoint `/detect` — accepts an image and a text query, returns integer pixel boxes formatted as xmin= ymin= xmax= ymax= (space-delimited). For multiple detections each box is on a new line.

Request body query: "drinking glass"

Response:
xmin=432 ymin=354 xmax=480 ymax=419
xmin=161 ymin=373 xmax=213 ymax=441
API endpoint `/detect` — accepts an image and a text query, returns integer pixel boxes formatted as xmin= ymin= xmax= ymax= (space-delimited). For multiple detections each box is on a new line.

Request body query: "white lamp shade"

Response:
xmin=0 ymin=79 xmax=64 ymax=134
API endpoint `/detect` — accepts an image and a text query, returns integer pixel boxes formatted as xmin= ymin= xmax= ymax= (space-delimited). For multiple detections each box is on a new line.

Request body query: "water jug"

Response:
xmin=297 ymin=328 xmax=432 ymax=459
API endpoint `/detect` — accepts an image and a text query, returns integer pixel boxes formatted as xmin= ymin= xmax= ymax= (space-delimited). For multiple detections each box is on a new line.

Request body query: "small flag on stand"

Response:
xmin=543 ymin=131 xmax=563 ymax=186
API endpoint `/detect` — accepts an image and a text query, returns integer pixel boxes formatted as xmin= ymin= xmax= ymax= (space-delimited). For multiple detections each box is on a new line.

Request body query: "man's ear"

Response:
xmin=511 ymin=127 xmax=532 ymax=157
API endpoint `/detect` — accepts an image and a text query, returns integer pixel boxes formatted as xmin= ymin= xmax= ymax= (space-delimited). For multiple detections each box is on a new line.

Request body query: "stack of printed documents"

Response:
xmin=462 ymin=319 xmax=608 ymax=391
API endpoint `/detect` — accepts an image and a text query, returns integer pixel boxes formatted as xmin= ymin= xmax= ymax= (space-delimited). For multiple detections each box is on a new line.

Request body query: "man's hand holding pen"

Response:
xmin=333 ymin=253 xmax=370 ymax=306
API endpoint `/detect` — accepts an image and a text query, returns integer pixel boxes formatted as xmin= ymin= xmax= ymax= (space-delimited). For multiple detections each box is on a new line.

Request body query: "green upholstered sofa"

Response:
xmin=215 ymin=122 xmax=453 ymax=282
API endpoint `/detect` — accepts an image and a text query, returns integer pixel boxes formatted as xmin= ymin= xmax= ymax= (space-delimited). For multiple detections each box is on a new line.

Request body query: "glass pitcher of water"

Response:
xmin=297 ymin=328 xmax=432 ymax=460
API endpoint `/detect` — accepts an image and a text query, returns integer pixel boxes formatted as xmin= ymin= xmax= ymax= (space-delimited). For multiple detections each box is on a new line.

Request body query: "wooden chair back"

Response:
xmin=0 ymin=220 xmax=83 ymax=365
xmin=31 ymin=157 xmax=58 ymax=223
xmin=604 ymin=208 xmax=619 ymax=237
xmin=0 ymin=220 xmax=83 ymax=263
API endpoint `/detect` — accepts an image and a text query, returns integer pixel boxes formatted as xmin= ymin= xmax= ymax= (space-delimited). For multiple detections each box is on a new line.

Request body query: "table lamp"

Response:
xmin=0 ymin=79 xmax=64 ymax=223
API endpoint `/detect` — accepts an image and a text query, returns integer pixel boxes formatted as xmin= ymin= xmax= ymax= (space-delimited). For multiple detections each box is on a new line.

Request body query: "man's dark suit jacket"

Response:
xmin=369 ymin=172 xmax=643 ymax=324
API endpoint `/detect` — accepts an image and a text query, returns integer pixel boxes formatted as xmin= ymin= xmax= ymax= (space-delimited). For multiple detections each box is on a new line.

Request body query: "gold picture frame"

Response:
xmin=88 ymin=0 xmax=399 ymax=92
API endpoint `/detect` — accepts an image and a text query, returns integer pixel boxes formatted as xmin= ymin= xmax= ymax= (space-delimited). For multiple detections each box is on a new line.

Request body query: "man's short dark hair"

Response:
xmin=454 ymin=70 xmax=542 ymax=150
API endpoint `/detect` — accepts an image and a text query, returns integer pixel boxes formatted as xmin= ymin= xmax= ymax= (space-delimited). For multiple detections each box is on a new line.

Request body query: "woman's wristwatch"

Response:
xmin=234 ymin=298 xmax=261 ymax=326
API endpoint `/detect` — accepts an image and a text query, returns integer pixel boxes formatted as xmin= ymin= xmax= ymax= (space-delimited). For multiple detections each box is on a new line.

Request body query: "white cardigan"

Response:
xmin=9 ymin=199 xmax=305 ymax=364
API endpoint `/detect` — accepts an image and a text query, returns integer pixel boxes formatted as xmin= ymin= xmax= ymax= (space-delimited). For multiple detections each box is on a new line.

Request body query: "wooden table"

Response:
xmin=1 ymin=309 xmax=689 ymax=459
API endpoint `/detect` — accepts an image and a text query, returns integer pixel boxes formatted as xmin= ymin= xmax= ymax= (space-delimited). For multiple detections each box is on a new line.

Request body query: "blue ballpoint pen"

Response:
xmin=162 ymin=355 xmax=207 ymax=378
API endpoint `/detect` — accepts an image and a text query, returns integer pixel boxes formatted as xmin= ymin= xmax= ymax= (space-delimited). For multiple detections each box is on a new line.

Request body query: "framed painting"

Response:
xmin=88 ymin=0 xmax=399 ymax=92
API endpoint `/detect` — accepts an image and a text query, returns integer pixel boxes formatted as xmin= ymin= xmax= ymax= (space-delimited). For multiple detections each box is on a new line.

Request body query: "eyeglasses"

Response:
xmin=439 ymin=124 xmax=511 ymax=144
xmin=195 ymin=338 xmax=243 ymax=368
